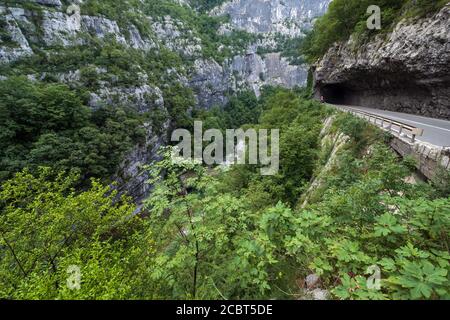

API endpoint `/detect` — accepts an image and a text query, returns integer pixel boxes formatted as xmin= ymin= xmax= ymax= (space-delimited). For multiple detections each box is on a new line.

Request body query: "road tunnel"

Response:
xmin=320 ymin=84 xmax=355 ymax=105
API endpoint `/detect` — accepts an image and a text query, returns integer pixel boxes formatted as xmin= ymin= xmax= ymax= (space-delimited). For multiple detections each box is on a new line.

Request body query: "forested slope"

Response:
xmin=1 ymin=87 xmax=449 ymax=299
xmin=302 ymin=0 xmax=450 ymax=119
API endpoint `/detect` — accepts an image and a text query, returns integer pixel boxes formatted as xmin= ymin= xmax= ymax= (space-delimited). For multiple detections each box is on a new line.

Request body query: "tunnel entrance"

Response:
xmin=320 ymin=84 xmax=354 ymax=105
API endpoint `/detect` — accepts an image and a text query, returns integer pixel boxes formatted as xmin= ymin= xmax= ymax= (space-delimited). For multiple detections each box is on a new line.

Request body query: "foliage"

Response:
xmin=219 ymin=89 xmax=330 ymax=206
xmin=190 ymin=0 xmax=229 ymax=12
xmin=142 ymin=136 xmax=449 ymax=299
xmin=0 ymin=77 xmax=146 ymax=182
xmin=144 ymin=148 xmax=313 ymax=299
xmin=142 ymin=87 xmax=450 ymax=300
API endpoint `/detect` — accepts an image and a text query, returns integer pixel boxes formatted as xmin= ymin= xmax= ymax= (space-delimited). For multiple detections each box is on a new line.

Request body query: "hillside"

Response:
xmin=0 ymin=0 xmax=330 ymax=200
xmin=0 ymin=0 xmax=449 ymax=301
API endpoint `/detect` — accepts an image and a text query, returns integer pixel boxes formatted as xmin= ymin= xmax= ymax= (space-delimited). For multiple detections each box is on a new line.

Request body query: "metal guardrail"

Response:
xmin=331 ymin=105 xmax=424 ymax=143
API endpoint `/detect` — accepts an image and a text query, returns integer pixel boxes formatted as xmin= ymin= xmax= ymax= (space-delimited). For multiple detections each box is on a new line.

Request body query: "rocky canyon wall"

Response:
xmin=314 ymin=4 xmax=450 ymax=120
xmin=0 ymin=0 xmax=332 ymax=201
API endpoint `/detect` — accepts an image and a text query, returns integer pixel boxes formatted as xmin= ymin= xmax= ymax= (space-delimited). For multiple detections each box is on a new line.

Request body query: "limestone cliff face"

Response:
xmin=0 ymin=3 xmax=162 ymax=108
xmin=314 ymin=4 xmax=450 ymax=120
xmin=0 ymin=6 xmax=34 ymax=64
xmin=229 ymin=51 xmax=308 ymax=96
xmin=300 ymin=116 xmax=350 ymax=208
xmin=211 ymin=0 xmax=331 ymax=36
xmin=190 ymin=51 xmax=309 ymax=108
xmin=0 ymin=0 xmax=330 ymax=201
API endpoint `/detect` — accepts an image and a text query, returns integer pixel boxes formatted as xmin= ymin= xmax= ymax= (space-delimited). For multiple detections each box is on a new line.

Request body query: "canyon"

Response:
xmin=314 ymin=4 xmax=450 ymax=120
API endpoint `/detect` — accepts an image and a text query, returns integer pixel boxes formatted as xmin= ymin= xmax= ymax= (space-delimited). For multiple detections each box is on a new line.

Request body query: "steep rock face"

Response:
xmin=189 ymin=51 xmax=309 ymax=108
xmin=1 ymin=6 xmax=165 ymax=117
xmin=300 ymin=116 xmax=350 ymax=208
xmin=212 ymin=0 xmax=331 ymax=36
xmin=0 ymin=0 xmax=331 ymax=201
xmin=0 ymin=1 xmax=331 ymax=107
xmin=189 ymin=50 xmax=309 ymax=108
xmin=190 ymin=58 xmax=231 ymax=107
xmin=314 ymin=5 xmax=450 ymax=120
xmin=114 ymin=123 xmax=169 ymax=204
xmin=89 ymin=85 xmax=165 ymax=113
xmin=0 ymin=5 xmax=159 ymax=66
xmin=31 ymin=0 xmax=62 ymax=7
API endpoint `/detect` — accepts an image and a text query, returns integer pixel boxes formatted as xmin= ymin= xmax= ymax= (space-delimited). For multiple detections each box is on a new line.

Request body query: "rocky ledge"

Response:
xmin=313 ymin=4 xmax=450 ymax=120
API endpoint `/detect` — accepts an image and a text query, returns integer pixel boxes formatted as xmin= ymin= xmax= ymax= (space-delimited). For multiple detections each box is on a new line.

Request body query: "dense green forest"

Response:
xmin=0 ymin=0 xmax=261 ymax=182
xmin=80 ymin=0 xmax=258 ymax=63
xmin=301 ymin=0 xmax=448 ymax=62
xmin=1 ymin=88 xmax=449 ymax=299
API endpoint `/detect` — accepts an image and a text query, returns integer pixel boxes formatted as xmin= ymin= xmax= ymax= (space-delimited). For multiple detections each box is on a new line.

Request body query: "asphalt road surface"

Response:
xmin=338 ymin=105 xmax=450 ymax=147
